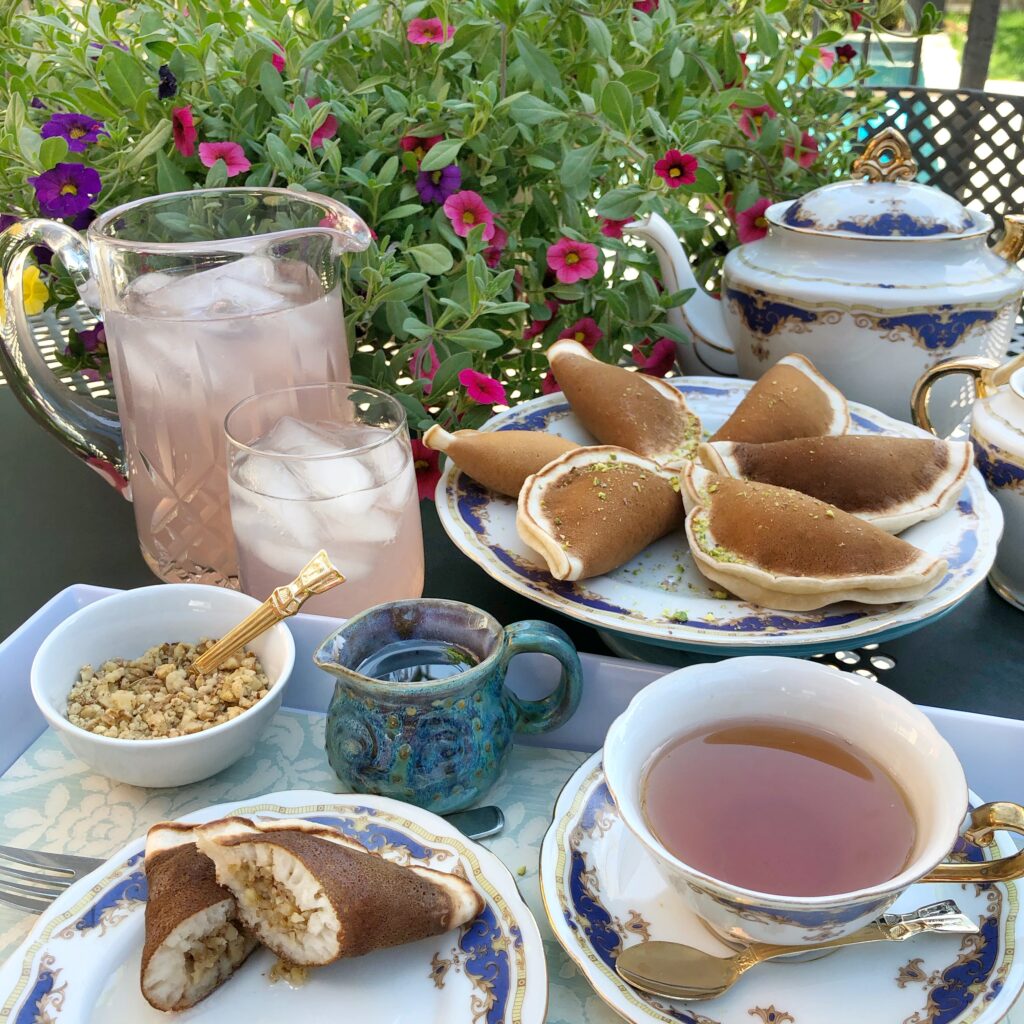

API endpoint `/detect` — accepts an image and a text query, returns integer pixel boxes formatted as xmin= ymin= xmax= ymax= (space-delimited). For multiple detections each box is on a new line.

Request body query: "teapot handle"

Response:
xmin=0 ymin=220 xmax=126 ymax=494
xmin=910 ymin=355 xmax=1003 ymax=436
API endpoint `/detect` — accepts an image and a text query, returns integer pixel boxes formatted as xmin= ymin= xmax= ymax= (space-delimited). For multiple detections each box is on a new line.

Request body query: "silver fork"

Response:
xmin=0 ymin=804 xmax=505 ymax=915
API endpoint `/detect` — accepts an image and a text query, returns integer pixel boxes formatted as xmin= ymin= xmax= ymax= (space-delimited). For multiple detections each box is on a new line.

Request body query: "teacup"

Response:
xmin=603 ymin=656 xmax=1024 ymax=946
xmin=314 ymin=599 xmax=583 ymax=813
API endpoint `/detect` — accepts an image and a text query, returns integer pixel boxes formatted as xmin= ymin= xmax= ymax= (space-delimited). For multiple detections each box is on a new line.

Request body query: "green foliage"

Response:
xmin=945 ymin=9 xmax=1024 ymax=82
xmin=0 ymin=0 xmax=915 ymax=429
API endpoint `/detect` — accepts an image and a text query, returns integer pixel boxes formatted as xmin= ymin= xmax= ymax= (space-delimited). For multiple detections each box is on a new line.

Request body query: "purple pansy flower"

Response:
xmin=75 ymin=322 xmax=107 ymax=353
xmin=40 ymin=113 xmax=107 ymax=153
xmin=416 ymin=165 xmax=462 ymax=204
xmin=69 ymin=208 xmax=98 ymax=231
xmin=29 ymin=163 xmax=102 ymax=218
xmin=30 ymin=97 xmax=46 ymax=110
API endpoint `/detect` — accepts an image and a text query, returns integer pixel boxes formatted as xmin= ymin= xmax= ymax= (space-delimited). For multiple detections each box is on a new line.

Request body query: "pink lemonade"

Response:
xmin=227 ymin=417 xmax=425 ymax=617
xmin=103 ymin=257 xmax=349 ymax=585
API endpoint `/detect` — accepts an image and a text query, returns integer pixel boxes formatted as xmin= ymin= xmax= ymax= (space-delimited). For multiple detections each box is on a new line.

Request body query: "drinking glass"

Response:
xmin=225 ymin=383 xmax=424 ymax=617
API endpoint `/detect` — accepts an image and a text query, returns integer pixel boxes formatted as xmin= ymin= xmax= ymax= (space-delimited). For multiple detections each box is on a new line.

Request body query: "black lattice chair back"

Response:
xmin=863 ymin=86 xmax=1024 ymax=234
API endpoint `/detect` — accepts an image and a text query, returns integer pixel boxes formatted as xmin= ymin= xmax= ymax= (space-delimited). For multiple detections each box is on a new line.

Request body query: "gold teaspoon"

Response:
xmin=615 ymin=900 xmax=978 ymax=1001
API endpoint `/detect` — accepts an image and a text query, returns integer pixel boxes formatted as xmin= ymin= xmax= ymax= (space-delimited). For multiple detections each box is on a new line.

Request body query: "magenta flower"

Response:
xmin=654 ymin=149 xmax=698 ymax=189
xmin=523 ymin=299 xmax=559 ymax=341
xmin=172 ymin=106 xmax=197 ymax=157
xmin=75 ymin=322 xmax=107 ymax=353
xmin=411 ymin=440 xmax=441 ymax=501
xmin=271 ymin=39 xmax=286 ymax=72
xmin=738 ymin=104 xmax=777 ymax=140
xmin=850 ymin=9 xmax=864 ymax=29
xmin=633 ymin=0 xmax=659 ymax=11
xmin=547 ymin=237 xmax=600 ymax=284
xmin=400 ymin=134 xmax=444 ymax=163
xmin=600 ymin=217 xmax=631 ymax=239
xmin=558 ymin=317 xmax=603 ymax=350
xmin=410 ymin=343 xmax=441 ymax=395
xmin=819 ymin=47 xmax=836 ymax=71
xmin=29 ymin=163 xmax=102 ymax=217
xmin=41 ymin=113 xmax=107 ymax=153
xmin=632 ymin=338 xmax=676 ymax=377
xmin=484 ymin=225 xmax=508 ymax=268
xmin=408 ymin=18 xmax=454 ymax=44
xmin=198 ymin=141 xmax=251 ymax=177
xmin=541 ymin=370 xmax=561 ymax=395
xmin=306 ymin=98 xmax=338 ymax=149
xmin=417 ymin=164 xmax=462 ymax=204
xmin=459 ymin=368 xmax=508 ymax=406
xmin=836 ymin=43 xmax=857 ymax=64
xmin=735 ymin=197 xmax=772 ymax=244
xmin=443 ymin=190 xmax=496 ymax=241
xmin=784 ymin=132 xmax=819 ymax=169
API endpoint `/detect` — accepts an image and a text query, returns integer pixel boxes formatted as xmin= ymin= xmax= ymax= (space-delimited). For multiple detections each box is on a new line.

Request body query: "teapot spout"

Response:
xmin=993 ymin=214 xmax=1024 ymax=265
xmin=624 ymin=213 xmax=733 ymax=373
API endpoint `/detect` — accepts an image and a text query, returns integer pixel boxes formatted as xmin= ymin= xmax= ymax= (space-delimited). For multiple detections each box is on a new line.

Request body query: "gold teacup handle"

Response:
xmin=921 ymin=802 xmax=1024 ymax=884
xmin=910 ymin=356 xmax=1002 ymax=436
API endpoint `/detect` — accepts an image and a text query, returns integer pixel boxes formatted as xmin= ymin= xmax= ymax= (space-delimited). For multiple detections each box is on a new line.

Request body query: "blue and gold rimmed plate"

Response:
xmin=434 ymin=379 xmax=1003 ymax=657
xmin=539 ymin=752 xmax=1024 ymax=1024
xmin=0 ymin=789 xmax=547 ymax=1023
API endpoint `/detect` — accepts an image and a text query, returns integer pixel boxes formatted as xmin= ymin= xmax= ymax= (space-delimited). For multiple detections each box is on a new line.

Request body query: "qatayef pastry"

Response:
xmin=517 ymin=446 xmax=683 ymax=581
xmin=196 ymin=817 xmax=483 ymax=967
xmin=711 ymin=354 xmax=849 ymax=444
xmin=422 ymin=424 xmax=579 ymax=497
xmin=679 ymin=464 xmax=947 ymax=611
xmin=699 ymin=435 xmax=973 ymax=534
xmin=141 ymin=823 xmax=257 ymax=1012
xmin=546 ymin=339 xmax=701 ymax=467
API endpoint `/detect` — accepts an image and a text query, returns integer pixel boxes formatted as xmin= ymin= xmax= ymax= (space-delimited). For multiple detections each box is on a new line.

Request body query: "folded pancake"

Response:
xmin=546 ymin=339 xmax=701 ymax=467
xmin=141 ymin=823 xmax=257 ymax=1012
xmin=195 ymin=817 xmax=483 ymax=966
xmin=422 ymin=424 xmax=579 ymax=497
xmin=680 ymin=464 xmax=947 ymax=610
xmin=711 ymin=354 xmax=849 ymax=443
xmin=699 ymin=435 xmax=973 ymax=534
xmin=517 ymin=446 xmax=683 ymax=581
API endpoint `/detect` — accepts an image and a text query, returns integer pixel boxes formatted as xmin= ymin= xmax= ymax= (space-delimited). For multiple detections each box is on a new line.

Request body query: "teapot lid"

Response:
xmin=768 ymin=128 xmax=991 ymax=240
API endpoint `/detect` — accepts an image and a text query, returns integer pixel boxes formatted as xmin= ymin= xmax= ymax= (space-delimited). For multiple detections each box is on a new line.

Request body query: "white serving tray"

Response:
xmin=2 ymin=584 xmax=1023 ymax=808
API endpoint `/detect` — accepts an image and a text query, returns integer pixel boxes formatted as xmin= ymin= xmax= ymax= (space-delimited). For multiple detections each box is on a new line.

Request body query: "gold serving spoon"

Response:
xmin=615 ymin=900 xmax=978 ymax=1002
xmin=193 ymin=550 xmax=345 ymax=675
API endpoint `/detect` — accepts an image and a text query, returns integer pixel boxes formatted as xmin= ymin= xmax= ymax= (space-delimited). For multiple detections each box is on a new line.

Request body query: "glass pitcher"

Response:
xmin=0 ymin=188 xmax=370 ymax=587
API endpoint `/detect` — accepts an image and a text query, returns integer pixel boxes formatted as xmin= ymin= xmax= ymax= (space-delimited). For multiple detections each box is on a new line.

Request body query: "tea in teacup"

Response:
xmin=642 ymin=719 xmax=917 ymax=897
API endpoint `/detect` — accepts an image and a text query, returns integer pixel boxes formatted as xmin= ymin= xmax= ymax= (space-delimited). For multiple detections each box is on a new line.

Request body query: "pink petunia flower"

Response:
xmin=399 ymin=134 xmax=444 ymax=163
xmin=600 ymin=217 xmax=631 ymax=239
xmin=784 ymin=131 xmax=819 ymax=169
xmin=306 ymin=98 xmax=338 ymax=149
xmin=557 ymin=317 xmax=603 ymax=350
xmin=411 ymin=439 xmax=441 ymax=501
xmin=819 ymin=48 xmax=836 ymax=72
xmin=541 ymin=370 xmax=561 ymax=395
xmin=735 ymin=197 xmax=772 ymax=244
xmin=484 ymin=225 xmax=508 ymax=268
xmin=738 ymin=104 xmax=777 ymax=140
xmin=654 ymin=149 xmax=698 ymax=189
xmin=459 ymin=368 xmax=508 ymax=406
xmin=171 ymin=106 xmax=197 ymax=157
xmin=410 ymin=343 xmax=441 ymax=395
xmin=198 ymin=141 xmax=251 ymax=177
xmin=633 ymin=0 xmax=658 ymax=11
xmin=632 ymin=338 xmax=676 ymax=377
xmin=850 ymin=9 xmax=863 ymax=29
xmin=407 ymin=18 xmax=455 ymax=44
xmin=523 ymin=299 xmax=560 ymax=341
xmin=547 ymin=237 xmax=600 ymax=285
xmin=271 ymin=39 xmax=286 ymax=72
xmin=442 ymin=190 xmax=495 ymax=241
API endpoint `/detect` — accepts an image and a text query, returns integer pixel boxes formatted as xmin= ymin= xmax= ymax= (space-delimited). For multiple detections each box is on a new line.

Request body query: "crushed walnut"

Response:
xmin=66 ymin=641 xmax=270 ymax=739
xmin=269 ymin=960 xmax=310 ymax=987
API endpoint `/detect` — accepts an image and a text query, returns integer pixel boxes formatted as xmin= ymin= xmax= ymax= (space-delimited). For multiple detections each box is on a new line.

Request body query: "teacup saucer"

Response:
xmin=539 ymin=752 xmax=1024 ymax=1024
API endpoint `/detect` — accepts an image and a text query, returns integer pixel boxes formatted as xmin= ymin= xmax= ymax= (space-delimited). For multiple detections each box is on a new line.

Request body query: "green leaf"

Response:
xmin=72 ymin=86 xmax=121 ymax=120
xmin=513 ymin=30 xmax=561 ymax=90
xmin=265 ymin=134 xmax=293 ymax=171
xmin=127 ymin=120 xmax=172 ymax=169
xmin=560 ymin=140 xmax=600 ymax=190
xmin=446 ymin=327 xmax=504 ymax=351
xmin=205 ymin=159 xmax=228 ymax=188
xmin=377 ymin=202 xmax=424 ymax=223
xmin=102 ymin=48 xmax=148 ymax=106
xmin=408 ymin=244 xmax=454 ymax=276
xmin=595 ymin=186 xmax=643 ymax=219
xmin=258 ymin=61 xmax=286 ymax=110
xmin=17 ymin=125 xmax=40 ymax=164
xmin=376 ymin=272 xmax=429 ymax=303
xmin=377 ymin=155 xmax=399 ymax=185
xmin=669 ymin=48 xmax=685 ymax=78
xmin=600 ymin=80 xmax=633 ymax=134
xmin=38 ymin=136 xmax=68 ymax=169
xmin=754 ymin=10 xmax=779 ymax=57
xmin=765 ymin=0 xmax=788 ymax=11
xmin=507 ymin=94 xmax=564 ymax=126
xmin=420 ymin=138 xmax=462 ymax=172
xmin=620 ymin=69 xmax=659 ymax=93
xmin=428 ymin=352 xmax=473 ymax=396
xmin=156 ymin=150 xmax=193 ymax=193
xmin=583 ymin=16 xmax=612 ymax=58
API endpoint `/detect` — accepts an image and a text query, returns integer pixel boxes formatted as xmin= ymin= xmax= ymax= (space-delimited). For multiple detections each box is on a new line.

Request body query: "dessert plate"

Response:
xmin=539 ymin=752 xmax=1024 ymax=1024
xmin=0 ymin=790 xmax=547 ymax=1023
xmin=435 ymin=378 xmax=1002 ymax=656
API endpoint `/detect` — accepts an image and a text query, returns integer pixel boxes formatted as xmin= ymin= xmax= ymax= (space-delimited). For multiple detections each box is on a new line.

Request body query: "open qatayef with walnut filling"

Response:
xmin=699 ymin=435 xmax=973 ymax=534
xmin=195 ymin=817 xmax=483 ymax=967
xmin=710 ymin=353 xmax=849 ymax=444
xmin=517 ymin=446 xmax=683 ymax=581
xmin=545 ymin=339 xmax=701 ymax=467
xmin=422 ymin=424 xmax=579 ymax=498
xmin=141 ymin=823 xmax=257 ymax=1012
xmin=679 ymin=464 xmax=948 ymax=611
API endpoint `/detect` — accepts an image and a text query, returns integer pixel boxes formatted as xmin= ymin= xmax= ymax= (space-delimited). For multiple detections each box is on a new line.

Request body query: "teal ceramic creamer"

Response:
xmin=315 ymin=599 xmax=583 ymax=813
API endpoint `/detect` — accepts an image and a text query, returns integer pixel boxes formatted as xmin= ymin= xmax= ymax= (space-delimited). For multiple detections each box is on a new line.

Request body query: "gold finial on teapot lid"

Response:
xmin=852 ymin=127 xmax=919 ymax=183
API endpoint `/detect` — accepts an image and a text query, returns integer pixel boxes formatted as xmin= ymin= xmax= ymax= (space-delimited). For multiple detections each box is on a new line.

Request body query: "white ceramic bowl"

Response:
xmin=30 ymin=585 xmax=295 ymax=788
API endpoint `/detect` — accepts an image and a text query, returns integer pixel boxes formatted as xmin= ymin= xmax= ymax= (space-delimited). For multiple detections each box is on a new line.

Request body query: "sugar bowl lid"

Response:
xmin=768 ymin=128 xmax=991 ymax=240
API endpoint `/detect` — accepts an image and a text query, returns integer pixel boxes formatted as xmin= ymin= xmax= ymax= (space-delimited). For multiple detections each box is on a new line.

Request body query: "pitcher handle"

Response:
xmin=500 ymin=620 xmax=583 ymax=735
xmin=0 ymin=219 xmax=126 ymax=490
xmin=920 ymin=802 xmax=1024 ymax=884
xmin=910 ymin=356 xmax=1003 ymax=436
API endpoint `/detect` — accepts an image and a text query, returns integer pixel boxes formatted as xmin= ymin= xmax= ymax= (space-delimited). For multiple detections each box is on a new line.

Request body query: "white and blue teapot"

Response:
xmin=627 ymin=127 xmax=1024 ymax=421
